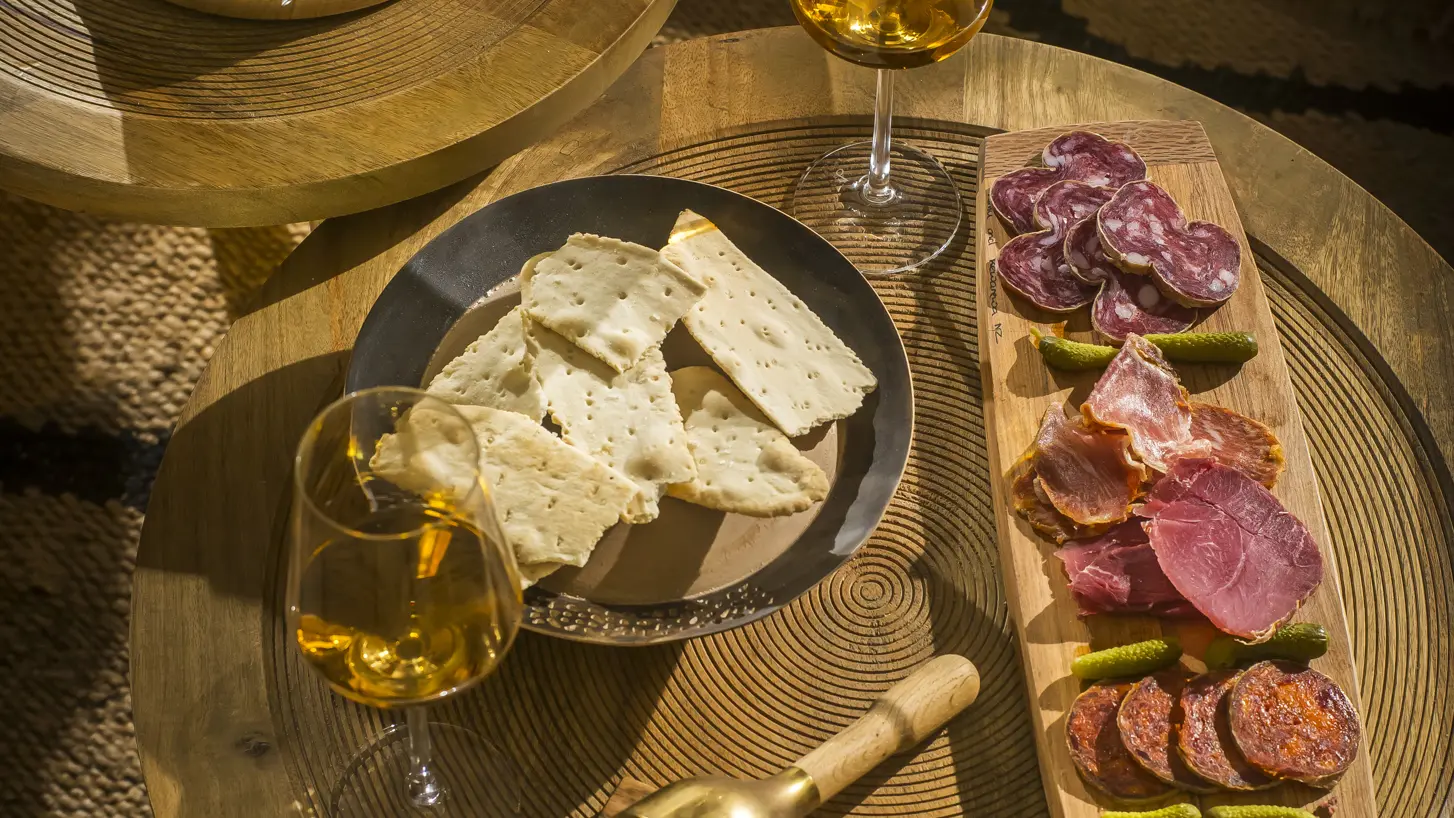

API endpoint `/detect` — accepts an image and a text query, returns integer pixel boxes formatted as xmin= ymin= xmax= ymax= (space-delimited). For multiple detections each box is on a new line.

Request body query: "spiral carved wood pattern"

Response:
xmin=263 ymin=124 xmax=1454 ymax=817
xmin=0 ymin=0 xmax=674 ymax=225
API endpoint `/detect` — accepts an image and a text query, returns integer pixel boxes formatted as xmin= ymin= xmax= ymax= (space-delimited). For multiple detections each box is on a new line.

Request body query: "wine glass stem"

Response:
xmin=863 ymin=68 xmax=896 ymax=206
xmin=406 ymin=707 xmax=445 ymax=808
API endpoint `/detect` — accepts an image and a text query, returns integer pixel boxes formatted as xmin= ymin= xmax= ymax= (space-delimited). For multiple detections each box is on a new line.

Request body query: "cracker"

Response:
xmin=524 ymin=233 xmax=706 ymax=373
xmin=517 ymin=560 xmax=561 ymax=590
xmin=530 ymin=322 xmax=696 ymax=523
xmin=667 ymin=366 xmax=829 ymax=517
xmin=372 ymin=405 xmax=635 ymax=569
xmin=662 ymin=210 xmax=877 ymax=437
xmin=425 ymin=305 xmax=546 ymax=421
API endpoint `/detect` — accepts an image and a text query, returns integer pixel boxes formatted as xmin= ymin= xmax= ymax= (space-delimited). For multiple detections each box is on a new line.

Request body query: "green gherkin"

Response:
xmin=1101 ymin=804 xmax=1202 ymax=818
xmin=1070 ymin=637 xmax=1181 ymax=681
xmin=1204 ymin=623 xmax=1330 ymax=669
xmin=1031 ymin=330 xmax=1258 ymax=370
xmin=1204 ymin=807 xmax=1317 ymax=818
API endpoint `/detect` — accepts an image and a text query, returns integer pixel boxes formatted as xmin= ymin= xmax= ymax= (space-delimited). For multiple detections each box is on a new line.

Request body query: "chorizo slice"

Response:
xmin=1067 ymin=681 xmax=1175 ymax=803
xmin=1228 ymin=660 xmax=1361 ymax=787
xmin=1117 ymin=670 xmax=1218 ymax=792
xmin=1176 ymin=670 xmax=1277 ymax=790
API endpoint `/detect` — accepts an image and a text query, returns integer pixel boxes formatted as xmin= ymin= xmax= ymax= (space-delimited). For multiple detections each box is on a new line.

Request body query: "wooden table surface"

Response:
xmin=0 ymin=0 xmax=674 ymax=227
xmin=131 ymin=28 xmax=1454 ymax=818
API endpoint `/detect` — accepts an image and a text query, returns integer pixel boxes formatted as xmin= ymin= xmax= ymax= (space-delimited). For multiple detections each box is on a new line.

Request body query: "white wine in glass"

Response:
xmin=289 ymin=388 xmax=523 ymax=815
xmin=788 ymin=0 xmax=993 ymax=275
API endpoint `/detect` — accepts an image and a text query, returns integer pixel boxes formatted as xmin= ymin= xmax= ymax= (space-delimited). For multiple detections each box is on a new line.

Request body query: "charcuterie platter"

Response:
xmin=975 ymin=120 xmax=1379 ymax=817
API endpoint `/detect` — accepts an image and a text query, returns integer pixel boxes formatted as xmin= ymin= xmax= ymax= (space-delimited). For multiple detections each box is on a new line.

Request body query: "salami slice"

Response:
xmin=1065 ymin=216 xmax=1197 ymax=343
xmin=1067 ymin=682 xmax=1174 ymax=803
xmin=996 ymin=181 xmax=1111 ymax=312
xmin=1117 ymin=670 xmax=1218 ymax=792
xmin=990 ymin=131 xmax=1148 ymax=235
xmin=1188 ymin=403 xmax=1286 ymax=488
xmin=1098 ymin=181 xmax=1242 ymax=307
xmin=1176 ymin=670 xmax=1277 ymax=790
xmin=1229 ymin=661 xmax=1361 ymax=787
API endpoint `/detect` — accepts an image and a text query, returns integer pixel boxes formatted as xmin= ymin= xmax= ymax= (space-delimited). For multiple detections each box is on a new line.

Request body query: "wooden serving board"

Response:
xmin=974 ymin=121 xmax=1378 ymax=817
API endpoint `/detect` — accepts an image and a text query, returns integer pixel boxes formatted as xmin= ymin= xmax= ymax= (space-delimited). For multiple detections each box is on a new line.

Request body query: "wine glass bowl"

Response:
xmin=788 ymin=0 xmax=993 ymax=276
xmin=790 ymin=0 xmax=992 ymax=69
xmin=288 ymin=388 xmax=523 ymax=814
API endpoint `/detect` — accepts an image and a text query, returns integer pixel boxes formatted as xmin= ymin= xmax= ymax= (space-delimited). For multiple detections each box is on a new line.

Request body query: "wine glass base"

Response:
xmin=328 ymin=722 xmax=521 ymax=817
xmin=789 ymin=139 xmax=963 ymax=277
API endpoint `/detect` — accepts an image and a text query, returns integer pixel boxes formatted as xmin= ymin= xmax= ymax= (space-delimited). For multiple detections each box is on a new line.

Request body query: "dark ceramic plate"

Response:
xmin=348 ymin=175 xmax=911 ymax=644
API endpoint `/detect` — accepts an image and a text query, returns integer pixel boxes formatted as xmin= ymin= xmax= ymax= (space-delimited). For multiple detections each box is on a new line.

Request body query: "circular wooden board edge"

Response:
xmin=0 ymin=0 xmax=677 ymax=226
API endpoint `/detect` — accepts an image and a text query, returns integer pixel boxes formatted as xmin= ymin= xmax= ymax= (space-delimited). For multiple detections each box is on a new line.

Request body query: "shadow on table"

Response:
xmin=135 ymin=346 xmax=686 ymax=816
xmin=238 ymin=175 xmax=483 ymax=318
xmin=136 ymin=350 xmax=349 ymax=601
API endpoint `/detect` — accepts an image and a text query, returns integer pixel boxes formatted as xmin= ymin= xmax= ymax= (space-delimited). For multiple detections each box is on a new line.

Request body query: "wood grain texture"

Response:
xmin=130 ymin=29 xmax=1454 ymax=818
xmin=975 ymin=120 xmax=1376 ymax=817
xmin=159 ymin=0 xmax=389 ymax=19
xmin=0 ymin=0 xmax=675 ymax=226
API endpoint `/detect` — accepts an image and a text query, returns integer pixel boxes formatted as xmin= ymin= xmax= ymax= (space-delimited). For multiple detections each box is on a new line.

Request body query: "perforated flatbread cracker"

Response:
xmin=517 ymin=560 xmax=561 ymax=591
xmin=667 ymin=366 xmax=829 ymax=517
xmin=530 ymin=323 xmax=696 ymax=523
xmin=425 ymin=305 xmax=546 ymax=421
xmin=662 ymin=210 xmax=877 ymax=437
xmin=372 ymin=405 xmax=635 ymax=569
xmin=524 ymin=233 xmax=706 ymax=373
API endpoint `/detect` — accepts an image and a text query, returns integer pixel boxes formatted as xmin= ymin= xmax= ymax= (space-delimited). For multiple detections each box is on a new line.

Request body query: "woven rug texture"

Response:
xmin=1 ymin=1 xmax=1450 ymax=815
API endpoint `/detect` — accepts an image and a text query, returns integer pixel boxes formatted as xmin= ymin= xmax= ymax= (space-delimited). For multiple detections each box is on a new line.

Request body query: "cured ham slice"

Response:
xmin=990 ymin=131 xmax=1148 ymax=235
xmin=1064 ymin=217 xmax=1197 ymax=343
xmin=997 ymin=181 xmax=1111 ymax=312
xmin=1138 ymin=458 xmax=1324 ymax=641
xmin=1009 ymin=455 xmax=1107 ymax=543
xmin=1188 ymin=403 xmax=1285 ymax=488
xmin=1098 ymin=181 xmax=1242 ymax=308
xmin=1055 ymin=521 xmax=1197 ymax=617
xmin=1083 ymin=334 xmax=1209 ymax=472
xmin=1031 ymin=406 xmax=1146 ymax=526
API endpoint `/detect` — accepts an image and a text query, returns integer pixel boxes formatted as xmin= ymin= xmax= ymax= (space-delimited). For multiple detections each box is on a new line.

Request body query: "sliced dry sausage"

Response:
xmin=990 ymin=131 xmax=1147 ymax=235
xmin=1228 ymin=660 xmax=1361 ymax=787
xmin=1176 ymin=670 xmax=1277 ymax=790
xmin=1064 ymin=216 xmax=1197 ymax=343
xmin=996 ymin=181 xmax=1111 ymax=312
xmin=1117 ymin=669 xmax=1218 ymax=792
xmin=1098 ymin=181 xmax=1242 ymax=308
xmin=1067 ymin=681 xmax=1175 ymax=803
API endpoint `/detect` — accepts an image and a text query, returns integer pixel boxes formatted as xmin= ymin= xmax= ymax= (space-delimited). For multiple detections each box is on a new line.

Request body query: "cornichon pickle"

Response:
xmin=1071 ymin=637 xmax=1182 ymax=681
xmin=1032 ymin=331 xmax=1258 ymax=370
xmin=1205 ymin=807 xmax=1316 ymax=818
xmin=1204 ymin=623 xmax=1330 ymax=670
xmin=1101 ymin=805 xmax=1202 ymax=818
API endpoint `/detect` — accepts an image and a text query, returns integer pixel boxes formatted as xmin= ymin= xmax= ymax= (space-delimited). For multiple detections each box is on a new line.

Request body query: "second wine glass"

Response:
xmin=788 ymin=0 xmax=993 ymax=276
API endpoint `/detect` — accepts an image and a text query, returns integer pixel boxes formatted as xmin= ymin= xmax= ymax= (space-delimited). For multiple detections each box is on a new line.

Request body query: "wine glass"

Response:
xmin=788 ymin=0 xmax=994 ymax=276
xmin=288 ymin=387 xmax=523 ymax=815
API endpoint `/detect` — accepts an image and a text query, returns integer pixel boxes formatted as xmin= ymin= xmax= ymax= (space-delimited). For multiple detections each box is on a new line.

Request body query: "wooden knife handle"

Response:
xmin=791 ymin=655 xmax=981 ymax=804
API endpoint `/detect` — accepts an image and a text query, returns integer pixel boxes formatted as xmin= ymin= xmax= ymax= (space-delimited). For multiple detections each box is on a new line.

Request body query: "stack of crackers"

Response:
xmin=375 ymin=210 xmax=878 ymax=588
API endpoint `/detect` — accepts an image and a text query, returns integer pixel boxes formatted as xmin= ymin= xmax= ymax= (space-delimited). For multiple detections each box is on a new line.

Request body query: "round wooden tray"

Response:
xmin=160 ymin=0 xmax=390 ymax=19
xmin=131 ymin=30 xmax=1454 ymax=818
xmin=0 ymin=0 xmax=674 ymax=226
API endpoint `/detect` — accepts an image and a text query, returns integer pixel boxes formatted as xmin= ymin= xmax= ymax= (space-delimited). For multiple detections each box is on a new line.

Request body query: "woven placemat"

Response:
xmin=1 ymin=1 xmax=1450 ymax=815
